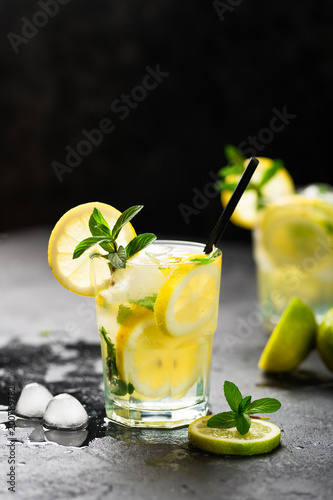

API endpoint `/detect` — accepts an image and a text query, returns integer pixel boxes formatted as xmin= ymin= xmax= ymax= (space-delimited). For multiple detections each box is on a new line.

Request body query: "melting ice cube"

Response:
xmin=43 ymin=394 xmax=89 ymax=430
xmin=15 ymin=418 xmax=45 ymax=442
xmin=45 ymin=429 xmax=88 ymax=447
xmin=15 ymin=383 xmax=53 ymax=418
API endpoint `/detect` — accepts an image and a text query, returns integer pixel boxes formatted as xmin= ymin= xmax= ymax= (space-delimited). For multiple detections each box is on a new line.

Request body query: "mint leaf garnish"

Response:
xmin=238 ymin=395 xmax=252 ymax=413
xmin=224 ymin=380 xmax=243 ymax=412
xmin=126 ymin=233 xmax=157 ymax=260
xmin=207 ymin=381 xmax=282 ymax=435
xmin=72 ymin=205 xmax=156 ymax=277
xmin=257 ymin=159 xmax=283 ymax=189
xmin=216 ymin=180 xmax=239 ymax=192
xmin=235 ymin=412 xmax=251 ymax=435
xmin=207 ymin=411 xmax=236 ymax=429
xmin=89 ymin=208 xmax=112 ymax=237
xmin=218 ymin=165 xmax=244 ymax=178
xmin=108 ymin=245 xmax=127 ymax=269
xmin=100 ymin=326 xmax=118 ymax=377
xmin=110 ymin=380 xmax=135 ymax=397
xmin=99 ymin=240 xmax=117 ymax=253
xmin=130 ymin=294 xmax=157 ymax=312
xmin=190 ymin=249 xmax=219 ymax=265
xmin=89 ymin=252 xmax=109 ymax=260
xmin=117 ymin=304 xmax=133 ymax=324
xmin=73 ymin=236 xmax=112 ymax=259
xmin=100 ymin=326 xmax=134 ymax=396
xmin=111 ymin=205 xmax=143 ymax=241
xmin=224 ymin=144 xmax=245 ymax=165
xmin=111 ymin=379 xmax=129 ymax=397
xmin=246 ymin=397 xmax=282 ymax=414
xmin=217 ymin=145 xmax=286 ymax=208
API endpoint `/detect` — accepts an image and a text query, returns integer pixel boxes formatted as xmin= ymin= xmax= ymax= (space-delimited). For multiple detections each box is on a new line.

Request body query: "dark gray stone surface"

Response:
xmin=1 ymin=228 xmax=333 ymax=500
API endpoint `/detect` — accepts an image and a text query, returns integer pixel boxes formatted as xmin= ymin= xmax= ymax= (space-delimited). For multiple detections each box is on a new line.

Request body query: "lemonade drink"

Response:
xmin=219 ymin=148 xmax=333 ymax=332
xmin=94 ymin=240 xmax=222 ymax=428
xmin=253 ymin=193 xmax=333 ymax=332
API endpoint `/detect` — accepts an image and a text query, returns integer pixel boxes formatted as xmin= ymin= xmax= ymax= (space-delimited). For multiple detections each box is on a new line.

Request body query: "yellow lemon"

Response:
xmin=116 ymin=306 xmax=207 ymax=399
xmin=48 ymin=202 xmax=136 ymax=296
xmin=154 ymin=256 xmax=222 ymax=337
xmin=221 ymin=157 xmax=295 ymax=229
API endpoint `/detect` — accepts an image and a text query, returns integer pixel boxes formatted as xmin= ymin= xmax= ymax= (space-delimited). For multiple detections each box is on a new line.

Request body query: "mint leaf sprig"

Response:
xmin=216 ymin=145 xmax=284 ymax=208
xmin=72 ymin=205 xmax=156 ymax=273
xmin=190 ymin=248 xmax=219 ymax=265
xmin=100 ymin=327 xmax=134 ymax=396
xmin=208 ymin=381 xmax=281 ymax=436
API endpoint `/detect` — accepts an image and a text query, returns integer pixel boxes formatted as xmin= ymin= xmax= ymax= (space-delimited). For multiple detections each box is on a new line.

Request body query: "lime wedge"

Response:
xmin=317 ymin=308 xmax=333 ymax=372
xmin=258 ymin=297 xmax=317 ymax=372
xmin=188 ymin=416 xmax=281 ymax=455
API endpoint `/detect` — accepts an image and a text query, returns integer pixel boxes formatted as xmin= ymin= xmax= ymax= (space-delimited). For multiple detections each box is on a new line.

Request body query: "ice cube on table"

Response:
xmin=43 ymin=394 xmax=89 ymax=430
xmin=15 ymin=383 xmax=53 ymax=418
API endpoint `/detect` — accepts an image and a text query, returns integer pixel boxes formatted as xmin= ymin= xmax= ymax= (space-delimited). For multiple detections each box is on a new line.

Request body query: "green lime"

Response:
xmin=188 ymin=416 xmax=281 ymax=456
xmin=317 ymin=308 xmax=333 ymax=372
xmin=258 ymin=297 xmax=317 ymax=372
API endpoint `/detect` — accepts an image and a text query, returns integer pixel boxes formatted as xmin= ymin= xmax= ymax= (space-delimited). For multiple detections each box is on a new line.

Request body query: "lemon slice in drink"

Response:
xmin=154 ymin=257 xmax=221 ymax=337
xmin=48 ymin=202 xmax=136 ymax=297
xmin=116 ymin=306 xmax=205 ymax=399
xmin=188 ymin=416 xmax=281 ymax=455
xmin=258 ymin=196 xmax=333 ymax=266
xmin=221 ymin=157 xmax=295 ymax=229
xmin=258 ymin=297 xmax=317 ymax=372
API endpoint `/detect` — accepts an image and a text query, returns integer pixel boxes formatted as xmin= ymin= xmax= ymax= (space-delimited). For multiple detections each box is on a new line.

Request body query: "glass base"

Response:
xmin=105 ymin=400 xmax=209 ymax=428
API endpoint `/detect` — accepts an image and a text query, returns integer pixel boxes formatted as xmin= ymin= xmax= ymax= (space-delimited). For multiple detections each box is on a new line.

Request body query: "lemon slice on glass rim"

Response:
xmin=220 ymin=157 xmax=295 ymax=229
xmin=48 ymin=202 xmax=136 ymax=297
xmin=116 ymin=306 xmax=206 ymax=399
xmin=154 ymin=256 xmax=222 ymax=337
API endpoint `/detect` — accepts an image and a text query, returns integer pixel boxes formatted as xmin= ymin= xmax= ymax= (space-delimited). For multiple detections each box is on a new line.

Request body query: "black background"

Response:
xmin=1 ymin=0 xmax=332 ymax=242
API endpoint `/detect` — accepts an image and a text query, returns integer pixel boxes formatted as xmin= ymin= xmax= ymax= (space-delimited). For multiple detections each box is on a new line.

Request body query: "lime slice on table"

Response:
xmin=188 ymin=416 xmax=281 ymax=455
xmin=316 ymin=307 xmax=333 ymax=372
xmin=258 ymin=297 xmax=317 ymax=372
xmin=48 ymin=202 xmax=136 ymax=296
xmin=258 ymin=196 xmax=333 ymax=267
xmin=116 ymin=306 xmax=207 ymax=399
xmin=154 ymin=258 xmax=221 ymax=337
xmin=220 ymin=157 xmax=295 ymax=229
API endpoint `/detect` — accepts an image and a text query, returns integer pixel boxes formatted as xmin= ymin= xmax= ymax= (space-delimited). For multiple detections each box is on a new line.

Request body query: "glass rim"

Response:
xmin=126 ymin=239 xmax=222 ymax=267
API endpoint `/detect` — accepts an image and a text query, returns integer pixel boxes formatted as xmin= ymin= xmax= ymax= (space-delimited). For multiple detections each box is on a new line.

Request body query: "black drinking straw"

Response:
xmin=204 ymin=157 xmax=260 ymax=254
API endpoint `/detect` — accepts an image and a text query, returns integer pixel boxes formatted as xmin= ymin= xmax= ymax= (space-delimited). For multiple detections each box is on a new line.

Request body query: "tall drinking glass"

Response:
xmin=93 ymin=240 xmax=222 ymax=428
xmin=253 ymin=191 xmax=333 ymax=332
